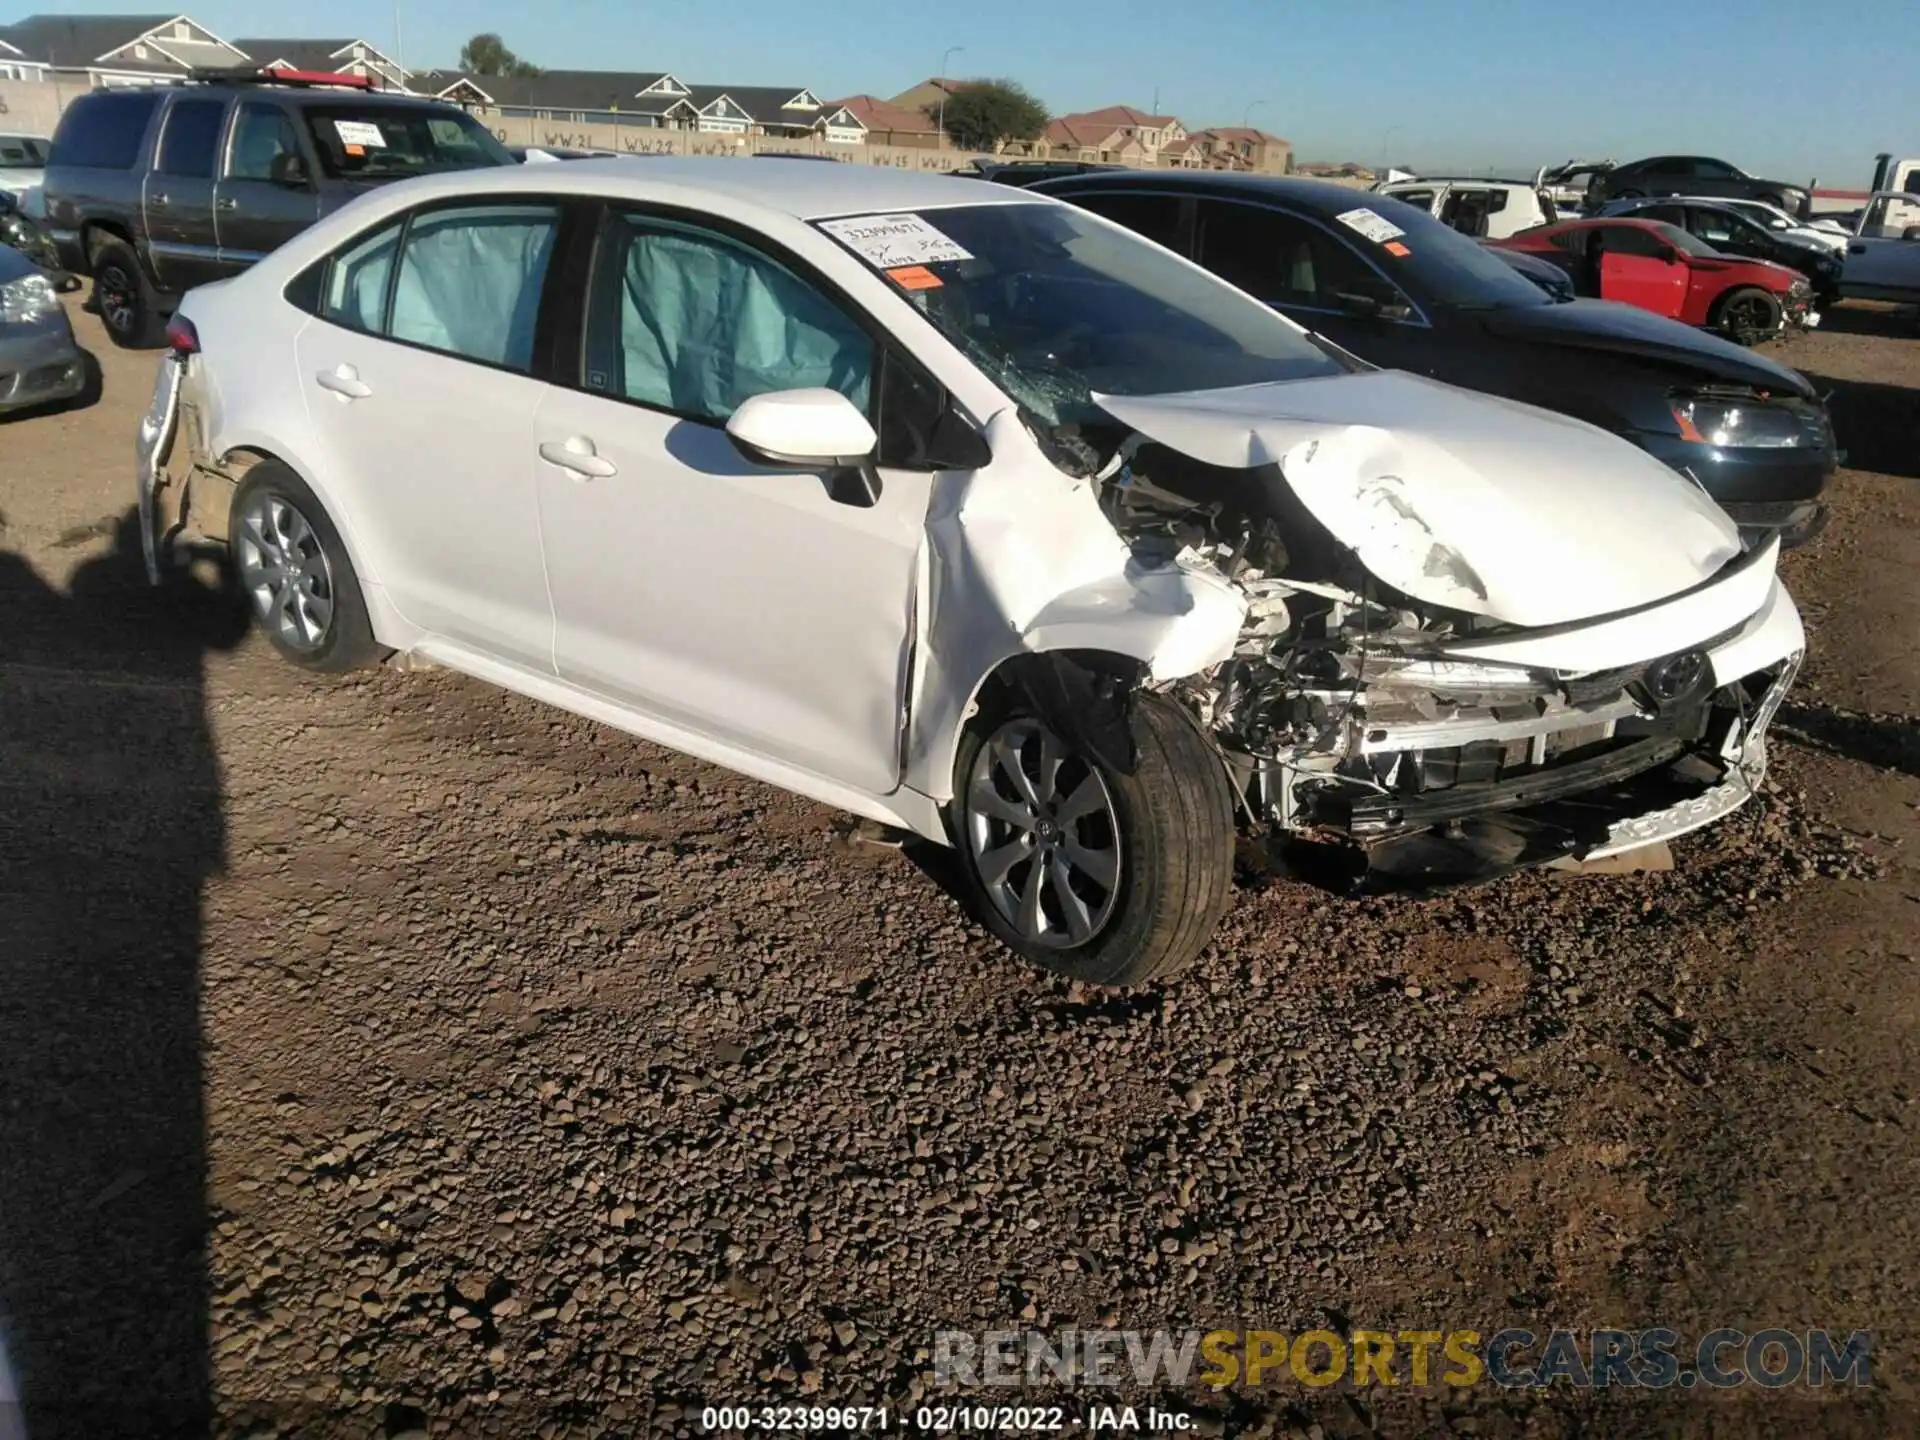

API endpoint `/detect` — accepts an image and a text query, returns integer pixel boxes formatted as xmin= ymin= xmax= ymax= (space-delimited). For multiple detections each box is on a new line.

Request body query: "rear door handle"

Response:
xmin=314 ymin=364 xmax=372 ymax=401
xmin=216 ymin=196 xmax=238 ymax=212
xmin=149 ymin=192 xmax=169 ymax=208
xmin=1848 ymin=243 xmax=1866 ymax=254
xmin=539 ymin=437 xmax=617 ymax=479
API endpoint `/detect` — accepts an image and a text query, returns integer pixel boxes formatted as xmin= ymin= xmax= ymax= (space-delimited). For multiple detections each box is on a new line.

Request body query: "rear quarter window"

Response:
xmin=49 ymin=90 xmax=162 ymax=170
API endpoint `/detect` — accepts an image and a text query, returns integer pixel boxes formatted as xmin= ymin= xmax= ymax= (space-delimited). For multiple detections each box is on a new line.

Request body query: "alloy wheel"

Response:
xmin=963 ymin=718 xmax=1122 ymax=948
xmin=95 ymin=266 xmax=136 ymax=336
xmin=235 ymin=492 xmax=336 ymax=652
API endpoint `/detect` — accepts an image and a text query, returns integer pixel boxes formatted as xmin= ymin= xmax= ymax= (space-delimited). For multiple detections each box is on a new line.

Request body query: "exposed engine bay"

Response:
xmin=1086 ymin=434 xmax=1793 ymax=887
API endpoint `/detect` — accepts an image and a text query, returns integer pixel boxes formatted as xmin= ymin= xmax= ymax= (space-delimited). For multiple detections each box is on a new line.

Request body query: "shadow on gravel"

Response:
xmin=1807 ymin=369 xmax=1920 ymax=480
xmin=0 ymin=511 xmax=246 ymax=1439
xmin=1807 ymin=302 xmax=1920 ymax=340
xmin=1775 ymin=702 xmax=1920 ymax=779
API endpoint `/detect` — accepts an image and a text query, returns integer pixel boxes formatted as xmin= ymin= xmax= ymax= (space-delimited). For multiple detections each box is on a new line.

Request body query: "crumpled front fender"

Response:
xmin=902 ymin=410 xmax=1247 ymax=804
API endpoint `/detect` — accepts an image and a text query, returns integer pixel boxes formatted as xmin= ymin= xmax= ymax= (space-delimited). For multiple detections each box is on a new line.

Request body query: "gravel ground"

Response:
xmin=1 ymin=296 xmax=1916 ymax=1440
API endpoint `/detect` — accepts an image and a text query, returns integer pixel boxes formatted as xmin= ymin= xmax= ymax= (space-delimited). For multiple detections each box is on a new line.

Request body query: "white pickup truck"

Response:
xmin=1841 ymin=191 xmax=1920 ymax=303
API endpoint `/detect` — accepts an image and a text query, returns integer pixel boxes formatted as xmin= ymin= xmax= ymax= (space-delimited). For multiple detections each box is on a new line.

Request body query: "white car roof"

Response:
xmin=415 ymin=156 xmax=1041 ymax=222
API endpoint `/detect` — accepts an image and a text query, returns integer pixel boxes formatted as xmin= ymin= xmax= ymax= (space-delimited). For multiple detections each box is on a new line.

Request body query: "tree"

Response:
xmin=458 ymin=33 xmax=541 ymax=78
xmin=936 ymin=79 xmax=1048 ymax=153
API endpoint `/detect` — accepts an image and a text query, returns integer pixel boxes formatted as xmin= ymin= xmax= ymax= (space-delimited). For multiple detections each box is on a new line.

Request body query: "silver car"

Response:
xmin=0 ymin=240 xmax=84 ymax=415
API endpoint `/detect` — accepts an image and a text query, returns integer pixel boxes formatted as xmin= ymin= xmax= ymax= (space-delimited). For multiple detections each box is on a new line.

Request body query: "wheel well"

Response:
xmin=962 ymin=650 xmax=1159 ymax=786
xmin=82 ymin=220 xmax=137 ymax=268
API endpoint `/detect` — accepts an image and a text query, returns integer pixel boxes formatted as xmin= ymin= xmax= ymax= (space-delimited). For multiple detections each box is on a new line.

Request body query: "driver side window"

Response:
xmin=583 ymin=213 xmax=873 ymax=423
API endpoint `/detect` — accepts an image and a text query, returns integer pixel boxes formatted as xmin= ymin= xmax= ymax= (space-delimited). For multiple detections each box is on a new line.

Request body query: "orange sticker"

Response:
xmin=344 ymin=143 xmax=366 ymax=156
xmin=886 ymin=264 xmax=943 ymax=290
xmin=1384 ymin=241 xmax=1411 ymax=257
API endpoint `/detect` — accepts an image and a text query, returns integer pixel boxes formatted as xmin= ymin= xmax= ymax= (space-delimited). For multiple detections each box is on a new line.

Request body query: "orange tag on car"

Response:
xmin=886 ymin=265 xmax=943 ymax=290
xmin=344 ymin=144 xmax=366 ymax=156
xmin=1384 ymin=241 xmax=1410 ymax=257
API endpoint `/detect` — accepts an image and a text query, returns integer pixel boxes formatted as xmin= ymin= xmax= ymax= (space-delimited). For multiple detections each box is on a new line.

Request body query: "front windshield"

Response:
xmin=0 ymin=135 xmax=49 ymax=169
xmin=1341 ymin=197 xmax=1553 ymax=310
xmin=303 ymin=106 xmax=511 ymax=179
xmin=1654 ymin=221 xmax=1720 ymax=257
xmin=814 ymin=201 xmax=1344 ymax=435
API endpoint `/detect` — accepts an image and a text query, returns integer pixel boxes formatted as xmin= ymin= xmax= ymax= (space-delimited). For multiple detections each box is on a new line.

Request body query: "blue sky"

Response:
xmin=29 ymin=0 xmax=1910 ymax=181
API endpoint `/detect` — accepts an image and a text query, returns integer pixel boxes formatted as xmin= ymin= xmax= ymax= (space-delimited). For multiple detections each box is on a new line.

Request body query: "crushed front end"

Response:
xmin=1100 ymin=436 xmax=1802 ymax=890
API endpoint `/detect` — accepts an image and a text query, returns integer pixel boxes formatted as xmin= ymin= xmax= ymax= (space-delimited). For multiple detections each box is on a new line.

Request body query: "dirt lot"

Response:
xmin=1 ymin=296 xmax=1916 ymax=1440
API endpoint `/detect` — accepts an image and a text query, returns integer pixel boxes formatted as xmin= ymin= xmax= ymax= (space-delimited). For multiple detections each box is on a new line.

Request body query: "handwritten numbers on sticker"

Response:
xmin=1334 ymin=208 xmax=1408 ymax=244
xmin=818 ymin=213 xmax=973 ymax=269
xmin=333 ymin=119 xmax=387 ymax=149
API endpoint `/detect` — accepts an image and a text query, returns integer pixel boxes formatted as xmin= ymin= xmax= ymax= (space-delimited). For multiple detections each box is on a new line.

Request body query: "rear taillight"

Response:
xmin=165 ymin=316 xmax=199 ymax=355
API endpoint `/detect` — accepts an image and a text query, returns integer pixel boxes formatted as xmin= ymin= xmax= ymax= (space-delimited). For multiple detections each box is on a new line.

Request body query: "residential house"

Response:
xmin=1054 ymin=105 xmax=1185 ymax=162
xmin=0 ymin=12 xmax=246 ymax=85
xmin=829 ymin=94 xmax=941 ymax=148
xmin=886 ymin=76 xmax=967 ymax=116
xmin=233 ymin=37 xmax=409 ymax=90
xmin=461 ymin=69 xmax=842 ymax=139
xmin=1187 ymin=126 xmax=1292 ymax=175
xmin=1033 ymin=114 xmax=1148 ymax=165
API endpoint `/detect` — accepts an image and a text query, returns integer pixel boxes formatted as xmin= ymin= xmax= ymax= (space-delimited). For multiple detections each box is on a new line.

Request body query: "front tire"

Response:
xmin=950 ymin=690 xmax=1236 ymax=986
xmin=89 ymin=239 xmax=165 ymax=349
xmin=229 ymin=462 xmax=379 ymax=672
xmin=1712 ymin=285 xmax=1784 ymax=344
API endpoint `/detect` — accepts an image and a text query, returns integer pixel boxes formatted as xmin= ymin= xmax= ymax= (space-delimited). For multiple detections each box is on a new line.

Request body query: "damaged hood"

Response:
xmin=1096 ymin=370 xmax=1743 ymax=628
xmin=1480 ymin=299 xmax=1816 ymax=396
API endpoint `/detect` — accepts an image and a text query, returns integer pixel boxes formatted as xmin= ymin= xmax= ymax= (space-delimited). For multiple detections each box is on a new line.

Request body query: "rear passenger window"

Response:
xmin=49 ymin=90 xmax=161 ymax=170
xmin=389 ymin=205 xmax=559 ymax=371
xmin=156 ymin=99 xmax=228 ymax=179
xmin=227 ymin=103 xmax=303 ymax=182
xmin=316 ymin=205 xmax=560 ymax=373
xmin=321 ymin=221 xmax=402 ymax=333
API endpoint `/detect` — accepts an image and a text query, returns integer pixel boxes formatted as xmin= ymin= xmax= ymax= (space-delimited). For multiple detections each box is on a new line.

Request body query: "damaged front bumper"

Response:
xmin=1233 ymin=573 xmax=1805 ymax=890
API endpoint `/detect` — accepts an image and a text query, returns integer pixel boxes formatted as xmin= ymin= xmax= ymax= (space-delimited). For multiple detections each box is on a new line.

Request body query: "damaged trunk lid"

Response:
xmin=1096 ymin=370 xmax=1742 ymax=628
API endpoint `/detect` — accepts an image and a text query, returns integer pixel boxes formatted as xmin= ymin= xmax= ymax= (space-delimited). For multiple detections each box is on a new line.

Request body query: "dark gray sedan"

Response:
xmin=0 ymin=239 xmax=85 ymax=415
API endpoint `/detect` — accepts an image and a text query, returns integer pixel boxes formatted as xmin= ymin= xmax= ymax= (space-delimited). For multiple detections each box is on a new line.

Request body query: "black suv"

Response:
xmin=42 ymin=72 xmax=514 ymax=347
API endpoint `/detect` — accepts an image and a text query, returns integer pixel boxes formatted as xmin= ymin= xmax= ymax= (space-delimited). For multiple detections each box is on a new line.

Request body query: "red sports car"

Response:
xmin=1491 ymin=217 xmax=1815 ymax=343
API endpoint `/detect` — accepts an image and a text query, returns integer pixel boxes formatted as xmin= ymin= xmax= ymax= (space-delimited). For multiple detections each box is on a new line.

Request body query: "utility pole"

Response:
xmin=937 ymin=45 xmax=963 ymax=148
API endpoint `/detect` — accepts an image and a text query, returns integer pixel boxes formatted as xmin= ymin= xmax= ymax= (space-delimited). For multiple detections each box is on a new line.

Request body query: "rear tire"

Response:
xmin=1712 ymin=285 xmax=1784 ymax=344
xmin=89 ymin=239 xmax=165 ymax=349
xmin=229 ymin=462 xmax=380 ymax=672
xmin=949 ymin=689 xmax=1237 ymax=986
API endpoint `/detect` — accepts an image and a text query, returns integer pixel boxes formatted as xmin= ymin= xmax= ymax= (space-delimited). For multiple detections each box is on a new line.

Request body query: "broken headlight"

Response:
xmin=0 ymin=271 xmax=58 ymax=325
xmin=1671 ymin=396 xmax=1816 ymax=449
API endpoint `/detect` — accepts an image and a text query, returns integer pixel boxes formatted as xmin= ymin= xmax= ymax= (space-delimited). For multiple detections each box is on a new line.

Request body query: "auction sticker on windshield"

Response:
xmin=333 ymin=120 xmax=387 ymax=148
xmin=818 ymin=213 xmax=972 ymax=269
xmin=1335 ymin=207 xmax=1406 ymax=243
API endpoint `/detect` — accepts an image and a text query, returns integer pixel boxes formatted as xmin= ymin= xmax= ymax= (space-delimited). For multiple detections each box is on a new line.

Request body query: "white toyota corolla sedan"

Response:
xmin=138 ymin=159 xmax=1804 ymax=985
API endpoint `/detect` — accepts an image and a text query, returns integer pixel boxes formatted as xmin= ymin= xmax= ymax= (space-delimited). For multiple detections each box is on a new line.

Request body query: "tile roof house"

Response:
xmin=886 ymin=76 xmax=969 ymax=115
xmin=1058 ymin=104 xmax=1185 ymax=160
xmin=1190 ymin=126 xmax=1292 ymax=174
xmin=233 ymin=37 xmax=409 ymax=90
xmin=1033 ymin=114 xmax=1148 ymax=164
xmin=829 ymin=94 xmax=942 ymax=148
xmin=0 ymin=12 xmax=246 ymax=85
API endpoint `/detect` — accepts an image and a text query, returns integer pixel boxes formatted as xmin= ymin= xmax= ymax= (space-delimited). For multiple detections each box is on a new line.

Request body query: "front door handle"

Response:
xmin=314 ymin=364 xmax=372 ymax=401
xmin=149 ymin=192 xmax=170 ymax=208
xmin=539 ymin=436 xmax=617 ymax=480
xmin=216 ymin=196 xmax=238 ymax=212
xmin=1847 ymin=243 xmax=1865 ymax=254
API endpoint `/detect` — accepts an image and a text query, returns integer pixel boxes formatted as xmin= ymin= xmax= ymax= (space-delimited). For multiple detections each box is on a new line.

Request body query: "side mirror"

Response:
xmin=726 ymin=388 xmax=883 ymax=507
xmin=269 ymin=152 xmax=310 ymax=189
xmin=1335 ymin=289 xmax=1412 ymax=322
